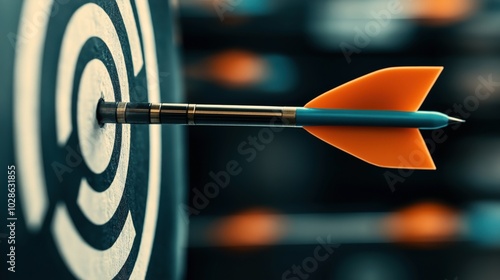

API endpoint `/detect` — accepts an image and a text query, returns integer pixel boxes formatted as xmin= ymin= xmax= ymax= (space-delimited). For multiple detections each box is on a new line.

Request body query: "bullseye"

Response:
xmin=76 ymin=59 xmax=115 ymax=174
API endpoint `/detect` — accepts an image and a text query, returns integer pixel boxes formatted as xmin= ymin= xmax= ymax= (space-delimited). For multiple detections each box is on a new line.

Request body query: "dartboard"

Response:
xmin=0 ymin=0 xmax=186 ymax=279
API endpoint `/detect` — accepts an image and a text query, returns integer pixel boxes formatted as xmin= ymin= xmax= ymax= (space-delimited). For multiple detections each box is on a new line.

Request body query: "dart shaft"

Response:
xmin=97 ymin=102 xmax=458 ymax=129
xmin=98 ymin=101 xmax=296 ymax=126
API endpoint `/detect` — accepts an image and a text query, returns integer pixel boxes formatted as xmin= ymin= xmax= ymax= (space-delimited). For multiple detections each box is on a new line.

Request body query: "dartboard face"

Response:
xmin=1 ymin=0 xmax=186 ymax=279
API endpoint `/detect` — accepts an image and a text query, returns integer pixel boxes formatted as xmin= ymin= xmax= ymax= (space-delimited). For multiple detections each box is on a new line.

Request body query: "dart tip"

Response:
xmin=447 ymin=116 xmax=465 ymax=124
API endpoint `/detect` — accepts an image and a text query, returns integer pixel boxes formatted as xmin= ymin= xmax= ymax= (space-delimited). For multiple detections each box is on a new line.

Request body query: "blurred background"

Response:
xmin=179 ymin=0 xmax=500 ymax=279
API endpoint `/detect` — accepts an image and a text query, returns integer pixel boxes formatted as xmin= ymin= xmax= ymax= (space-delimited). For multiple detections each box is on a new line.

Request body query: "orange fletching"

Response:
xmin=304 ymin=67 xmax=443 ymax=169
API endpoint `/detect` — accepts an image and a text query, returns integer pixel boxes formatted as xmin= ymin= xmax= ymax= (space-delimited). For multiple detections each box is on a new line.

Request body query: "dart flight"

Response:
xmin=98 ymin=66 xmax=463 ymax=170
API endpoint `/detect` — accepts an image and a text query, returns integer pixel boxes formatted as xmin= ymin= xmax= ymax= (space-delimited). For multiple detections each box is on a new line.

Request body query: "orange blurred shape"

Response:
xmin=384 ymin=202 xmax=460 ymax=244
xmin=408 ymin=0 xmax=476 ymax=24
xmin=205 ymin=50 xmax=267 ymax=88
xmin=209 ymin=208 xmax=284 ymax=247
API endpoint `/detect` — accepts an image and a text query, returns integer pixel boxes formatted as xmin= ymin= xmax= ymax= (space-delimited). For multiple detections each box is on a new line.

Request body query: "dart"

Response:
xmin=97 ymin=66 xmax=463 ymax=170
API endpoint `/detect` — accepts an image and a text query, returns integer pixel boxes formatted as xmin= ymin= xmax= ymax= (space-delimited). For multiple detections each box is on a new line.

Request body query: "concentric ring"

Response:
xmin=13 ymin=0 xmax=162 ymax=278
